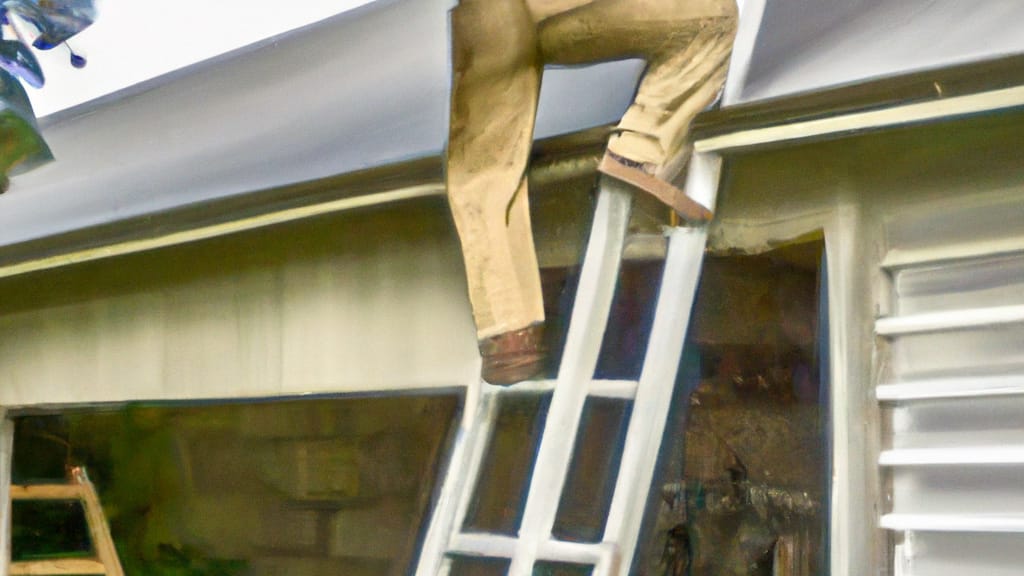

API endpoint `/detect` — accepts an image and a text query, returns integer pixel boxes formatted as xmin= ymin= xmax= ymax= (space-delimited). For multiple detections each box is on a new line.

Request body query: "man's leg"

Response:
xmin=447 ymin=0 xmax=547 ymax=384
xmin=538 ymin=0 xmax=738 ymax=218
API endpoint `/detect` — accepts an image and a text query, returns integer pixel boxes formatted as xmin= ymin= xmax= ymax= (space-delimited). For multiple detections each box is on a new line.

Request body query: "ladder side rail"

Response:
xmin=604 ymin=152 xmax=721 ymax=574
xmin=508 ymin=180 xmax=634 ymax=575
xmin=416 ymin=387 xmax=495 ymax=576
xmin=602 ymin=225 xmax=710 ymax=573
xmin=73 ymin=470 xmax=123 ymax=576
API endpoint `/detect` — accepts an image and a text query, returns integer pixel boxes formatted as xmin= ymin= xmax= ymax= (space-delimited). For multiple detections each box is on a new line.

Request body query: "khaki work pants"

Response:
xmin=447 ymin=0 xmax=738 ymax=340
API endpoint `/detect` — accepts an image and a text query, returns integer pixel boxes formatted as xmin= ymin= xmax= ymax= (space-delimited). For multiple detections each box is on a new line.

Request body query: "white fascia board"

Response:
xmin=0 ymin=0 xmax=642 ymax=251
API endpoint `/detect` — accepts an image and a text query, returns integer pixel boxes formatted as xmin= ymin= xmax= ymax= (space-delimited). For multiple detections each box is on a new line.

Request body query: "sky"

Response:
xmin=24 ymin=0 xmax=377 ymax=117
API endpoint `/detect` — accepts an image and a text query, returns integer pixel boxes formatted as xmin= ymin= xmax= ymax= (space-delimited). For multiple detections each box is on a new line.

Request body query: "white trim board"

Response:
xmin=0 ymin=184 xmax=445 ymax=281
xmin=695 ymin=85 xmax=1024 ymax=153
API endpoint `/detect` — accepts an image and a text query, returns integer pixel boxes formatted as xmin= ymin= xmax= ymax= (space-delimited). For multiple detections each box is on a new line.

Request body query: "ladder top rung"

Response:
xmin=11 ymin=557 xmax=106 ymax=574
xmin=11 ymin=484 xmax=84 ymax=500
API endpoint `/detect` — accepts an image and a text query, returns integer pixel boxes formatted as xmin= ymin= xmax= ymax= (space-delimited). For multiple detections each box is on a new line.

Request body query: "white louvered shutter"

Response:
xmin=876 ymin=198 xmax=1024 ymax=576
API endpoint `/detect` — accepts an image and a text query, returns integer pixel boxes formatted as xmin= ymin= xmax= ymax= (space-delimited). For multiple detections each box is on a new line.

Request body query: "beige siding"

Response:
xmin=0 ymin=197 xmax=479 ymax=406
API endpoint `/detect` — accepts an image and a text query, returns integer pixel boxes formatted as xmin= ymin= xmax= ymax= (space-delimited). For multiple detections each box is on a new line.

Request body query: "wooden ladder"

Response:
xmin=10 ymin=467 xmax=124 ymax=576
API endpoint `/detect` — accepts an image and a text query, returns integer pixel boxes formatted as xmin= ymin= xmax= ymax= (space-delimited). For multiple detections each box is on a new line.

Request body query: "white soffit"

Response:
xmin=735 ymin=0 xmax=1024 ymax=104
xmin=0 ymin=0 xmax=643 ymax=249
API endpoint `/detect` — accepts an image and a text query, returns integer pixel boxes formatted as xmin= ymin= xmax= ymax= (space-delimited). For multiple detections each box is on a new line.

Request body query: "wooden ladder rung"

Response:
xmin=9 ymin=468 xmax=124 ymax=576
xmin=10 ymin=557 xmax=107 ymax=574
xmin=10 ymin=484 xmax=84 ymax=500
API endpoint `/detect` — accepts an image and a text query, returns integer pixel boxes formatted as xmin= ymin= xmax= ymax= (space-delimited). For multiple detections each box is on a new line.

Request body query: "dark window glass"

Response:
xmin=552 ymin=398 xmax=632 ymax=542
xmin=540 ymin=266 xmax=582 ymax=379
xmin=464 ymin=393 xmax=552 ymax=534
xmin=635 ymin=240 xmax=831 ymax=576
xmin=12 ymin=394 xmax=460 ymax=576
xmin=12 ymin=500 xmax=92 ymax=561
xmin=449 ymin=556 xmax=510 ymax=576
xmin=533 ymin=560 xmax=594 ymax=575
xmin=595 ymin=259 xmax=665 ymax=380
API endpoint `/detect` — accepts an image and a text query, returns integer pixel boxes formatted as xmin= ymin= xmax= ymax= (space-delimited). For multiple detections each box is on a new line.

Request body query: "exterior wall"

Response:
xmin=712 ymin=107 xmax=1024 ymax=575
xmin=0 ymin=197 xmax=480 ymax=406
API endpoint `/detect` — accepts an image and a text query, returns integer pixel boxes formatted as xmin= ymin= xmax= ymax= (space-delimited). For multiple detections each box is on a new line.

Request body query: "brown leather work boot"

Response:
xmin=479 ymin=324 xmax=546 ymax=385
xmin=598 ymin=151 xmax=713 ymax=222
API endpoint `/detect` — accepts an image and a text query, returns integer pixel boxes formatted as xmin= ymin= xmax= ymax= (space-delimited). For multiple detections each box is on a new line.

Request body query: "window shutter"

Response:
xmin=877 ymin=199 xmax=1024 ymax=575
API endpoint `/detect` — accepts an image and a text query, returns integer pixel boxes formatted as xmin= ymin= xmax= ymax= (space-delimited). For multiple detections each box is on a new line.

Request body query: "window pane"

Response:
xmin=449 ymin=556 xmax=510 ymax=576
xmin=595 ymin=259 xmax=665 ymax=380
xmin=540 ymin=266 xmax=582 ymax=379
xmin=552 ymin=398 xmax=632 ymax=542
xmin=12 ymin=394 xmax=460 ymax=575
xmin=464 ymin=393 xmax=552 ymax=534
xmin=12 ymin=500 xmax=92 ymax=561
xmin=533 ymin=560 xmax=594 ymax=575
xmin=636 ymin=240 xmax=830 ymax=575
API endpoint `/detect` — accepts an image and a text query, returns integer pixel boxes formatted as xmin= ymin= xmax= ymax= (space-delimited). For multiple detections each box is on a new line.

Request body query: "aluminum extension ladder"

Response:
xmin=10 ymin=467 xmax=125 ymax=576
xmin=417 ymin=154 xmax=722 ymax=576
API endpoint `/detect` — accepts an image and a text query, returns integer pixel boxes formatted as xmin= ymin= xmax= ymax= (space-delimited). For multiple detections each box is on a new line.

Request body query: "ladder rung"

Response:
xmin=11 ymin=557 xmax=107 ymax=574
xmin=485 ymin=379 xmax=638 ymax=399
xmin=589 ymin=379 xmax=638 ymax=399
xmin=876 ymin=374 xmax=1024 ymax=401
xmin=449 ymin=533 xmax=518 ymax=558
xmin=448 ymin=533 xmax=613 ymax=565
xmin=11 ymin=484 xmax=84 ymax=500
xmin=875 ymin=304 xmax=1024 ymax=336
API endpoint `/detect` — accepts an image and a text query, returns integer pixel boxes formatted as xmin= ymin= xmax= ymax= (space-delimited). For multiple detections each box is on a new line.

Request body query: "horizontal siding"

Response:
xmin=0 ymin=199 xmax=479 ymax=406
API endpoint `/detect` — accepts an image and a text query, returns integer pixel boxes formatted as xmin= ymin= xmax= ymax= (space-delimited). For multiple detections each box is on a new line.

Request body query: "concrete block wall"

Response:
xmin=9 ymin=393 xmax=460 ymax=573
xmin=81 ymin=395 xmax=459 ymax=575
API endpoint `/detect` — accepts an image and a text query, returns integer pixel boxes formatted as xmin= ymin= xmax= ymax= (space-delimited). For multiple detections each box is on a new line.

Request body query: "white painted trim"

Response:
xmin=875 ymin=304 xmax=1024 ymax=336
xmin=0 ymin=415 xmax=11 ymax=576
xmin=824 ymin=204 xmax=878 ymax=576
xmin=509 ymin=180 xmax=633 ymax=575
xmin=877 ymin=374 xmax=1024 ymax=401
xmin=893 ymin=542 xmax=908 ymax=576
xmin=881 ymin=514 xmax=1024 ymax=533
xmin=605 ymin=225 xmax=710 ymax=575
xmin=881 ymin=238 xmax=1024 ymax=270
xmin=880 ymin=447 xmax=1024 ymax=466
xmin=694 ymin=85 xmax=1024 ymax=153
xmin=0 ymin=183 xmax=445 ymax=282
